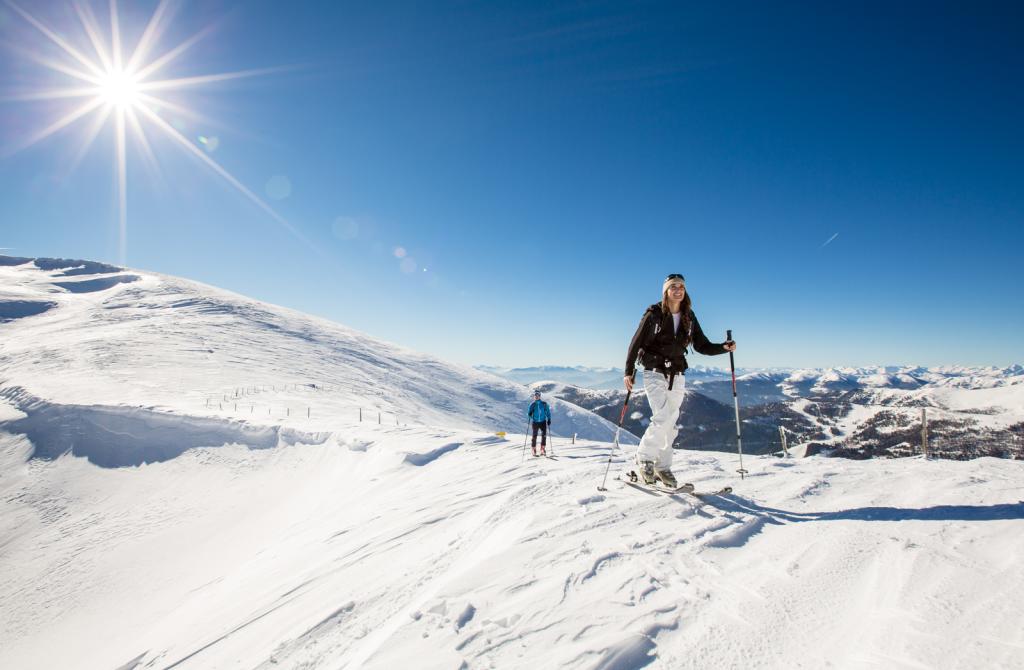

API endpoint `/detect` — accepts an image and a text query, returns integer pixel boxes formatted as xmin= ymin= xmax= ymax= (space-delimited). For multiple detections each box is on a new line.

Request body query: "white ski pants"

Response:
xmin=635 ymin=368 xmax=686 ymax=469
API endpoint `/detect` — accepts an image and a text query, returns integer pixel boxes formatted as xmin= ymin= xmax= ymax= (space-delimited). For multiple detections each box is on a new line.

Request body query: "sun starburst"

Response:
xmin=2 ymin=0 xmax=310 ymax=263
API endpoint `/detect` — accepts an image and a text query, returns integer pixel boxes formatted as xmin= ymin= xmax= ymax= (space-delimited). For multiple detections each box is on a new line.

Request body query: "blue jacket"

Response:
xmin=527 ymin=400 xmax=551 ymax=423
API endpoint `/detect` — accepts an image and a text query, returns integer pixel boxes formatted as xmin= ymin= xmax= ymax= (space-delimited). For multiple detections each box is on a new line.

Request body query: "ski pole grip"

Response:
xmin=727 ymin=329 xmax=732 ymax=341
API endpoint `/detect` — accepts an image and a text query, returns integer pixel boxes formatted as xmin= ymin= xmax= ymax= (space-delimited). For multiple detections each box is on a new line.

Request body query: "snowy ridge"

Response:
xmin=778 ymin=365 xmax=1024 ymax=392
xmin=485 ymin=363 xmax=1024 ymax=395
xmin=481 ymin=364 xmax=735 ymax=389
xmin=476 ymin=365 xmax=627 ymax=390
xmin=0 ymin=257 xmax=629 ymax=453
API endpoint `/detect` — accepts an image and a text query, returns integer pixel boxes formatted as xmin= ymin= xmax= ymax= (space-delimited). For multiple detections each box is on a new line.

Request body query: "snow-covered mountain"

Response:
xmin=477 ymin=364 xmax=735 ymax=390
xmin=486 ymin=362 xmax=1024 ymax=402
xmin=2 ymin=256 xmax=1024 ymax=669
xmin=0 ymin=255 xmax=631 ymax=458
xmin=476 ymin=365 xmax=627 ymax=390
xmin=508 ymin=363 xmax=1024 ymax=459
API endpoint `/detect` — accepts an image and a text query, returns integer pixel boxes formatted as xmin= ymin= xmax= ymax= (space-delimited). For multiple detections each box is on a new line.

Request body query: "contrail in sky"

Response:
xmin=820 ymin=232 xmax=839 ymax=248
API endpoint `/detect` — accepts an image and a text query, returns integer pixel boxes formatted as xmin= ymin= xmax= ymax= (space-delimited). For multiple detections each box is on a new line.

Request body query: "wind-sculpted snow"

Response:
xmin=33 ymin=257 xmax=123 ymax=273
xmin=402 ymin=441 xmax=462 ymax=466
xmin=0 ymin=300 xmax=56 ymax=321
xmin=0 ymin=388 xmax=330 ymax=467
xmin=53 ymin=274 xmax=141 ymax=293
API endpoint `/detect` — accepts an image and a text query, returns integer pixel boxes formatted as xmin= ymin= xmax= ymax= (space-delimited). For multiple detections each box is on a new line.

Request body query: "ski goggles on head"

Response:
xmin=663 ymin=273 xmax=686 ymax=292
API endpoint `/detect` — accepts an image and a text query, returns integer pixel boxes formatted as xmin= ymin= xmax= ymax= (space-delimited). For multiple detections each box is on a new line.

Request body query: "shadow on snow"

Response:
xmin=708 ymin=494 xmax=1024 ymax=524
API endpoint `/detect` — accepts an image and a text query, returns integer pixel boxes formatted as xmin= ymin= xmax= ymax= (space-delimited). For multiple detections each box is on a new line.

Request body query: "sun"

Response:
xmin=97 ymin=69 xmax=141 ymax=108
xmin=2 ymin=0 xmax=311 ymax=263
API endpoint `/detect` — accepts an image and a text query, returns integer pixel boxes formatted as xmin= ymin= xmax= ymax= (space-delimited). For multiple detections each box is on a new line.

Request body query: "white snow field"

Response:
xmin=2 ymin=258 xmax=1024 ymax=670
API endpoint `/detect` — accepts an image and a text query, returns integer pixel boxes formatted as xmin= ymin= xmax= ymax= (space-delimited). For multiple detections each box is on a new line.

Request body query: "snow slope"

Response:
xmin=2 ymin=257 xmax=1024 ymax=669
xmin=0 ymin=257 xmax=628 ymax=446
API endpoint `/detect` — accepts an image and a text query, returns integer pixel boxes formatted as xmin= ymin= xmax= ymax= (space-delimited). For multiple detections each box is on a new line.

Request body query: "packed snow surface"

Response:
xmin=2 ymin=427 xmax=1023 ymax=669
xmin=2 ymin=257 xmax=1023 ymax=669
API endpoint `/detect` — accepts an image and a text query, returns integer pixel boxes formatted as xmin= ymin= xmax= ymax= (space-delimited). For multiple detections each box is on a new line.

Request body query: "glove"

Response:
xmin=546 ymin=420 xmax=551 ymax=427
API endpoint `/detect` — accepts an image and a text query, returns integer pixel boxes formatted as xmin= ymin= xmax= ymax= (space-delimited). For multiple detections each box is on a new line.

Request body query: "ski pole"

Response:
xmin=598 ymin=372 xmax=635 ymax=491
xmin=727 ymin=329 xmax=748 ymax=479
xmin=522 ymin=419 xmax=531 ymax=461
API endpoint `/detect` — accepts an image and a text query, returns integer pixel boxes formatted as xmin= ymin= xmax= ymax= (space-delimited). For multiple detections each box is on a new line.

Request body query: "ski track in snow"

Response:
xmin=1 ymin=259 xmax=1023 ymax=669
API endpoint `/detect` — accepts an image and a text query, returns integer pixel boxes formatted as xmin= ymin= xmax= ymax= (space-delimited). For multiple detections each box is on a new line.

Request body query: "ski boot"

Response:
xmin=639 ymin=460 xmax=657 ymax=485
xmin=655 ymin=468 xmax=677 ymax=489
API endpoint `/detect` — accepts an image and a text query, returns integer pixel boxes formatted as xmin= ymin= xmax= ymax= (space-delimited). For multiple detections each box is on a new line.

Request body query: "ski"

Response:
xmin=619 ymin=471 xmax=732 ymax=498
xmin=623 ymin=480 xmax=665 ymax=496
xmin=620 ymin=470 xmax=694 ymax=494
xmin=688 ymin=486 xmax=733 ymax=498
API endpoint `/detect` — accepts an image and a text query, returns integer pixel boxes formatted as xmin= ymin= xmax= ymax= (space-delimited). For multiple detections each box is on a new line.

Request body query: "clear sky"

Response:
xmin=1 ymin=1 xmax=1021 ymax=370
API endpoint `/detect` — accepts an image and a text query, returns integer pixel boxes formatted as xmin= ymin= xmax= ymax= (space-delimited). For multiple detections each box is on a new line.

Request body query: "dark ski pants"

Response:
xmin=531 ymin=421 xmax=548 ymax=448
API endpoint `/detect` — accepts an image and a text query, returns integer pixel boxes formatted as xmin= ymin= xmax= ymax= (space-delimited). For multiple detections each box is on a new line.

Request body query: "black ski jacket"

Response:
xmin=624 ymin=303 xmax=727 ymax=377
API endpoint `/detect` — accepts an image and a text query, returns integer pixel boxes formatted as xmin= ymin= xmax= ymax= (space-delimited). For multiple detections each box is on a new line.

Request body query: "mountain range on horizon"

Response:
xmin=483 ymin=364 xmax=1024 ymax=460
xmin=477 ymin=362 xmax=1024 ymax=391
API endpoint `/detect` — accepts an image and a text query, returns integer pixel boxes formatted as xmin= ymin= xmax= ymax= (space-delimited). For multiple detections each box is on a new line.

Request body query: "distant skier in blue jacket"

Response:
xmin=527 ymin=390 xmax=552 ymax=456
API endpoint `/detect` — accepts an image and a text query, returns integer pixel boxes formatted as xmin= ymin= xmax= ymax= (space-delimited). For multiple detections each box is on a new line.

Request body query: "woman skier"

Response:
xmin=623 ymin=273 xmax=736 ymax=487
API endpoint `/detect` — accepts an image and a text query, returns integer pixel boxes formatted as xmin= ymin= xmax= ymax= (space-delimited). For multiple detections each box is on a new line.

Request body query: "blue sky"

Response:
xmin=1 ymin=1 xmax=1021 ymax=370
